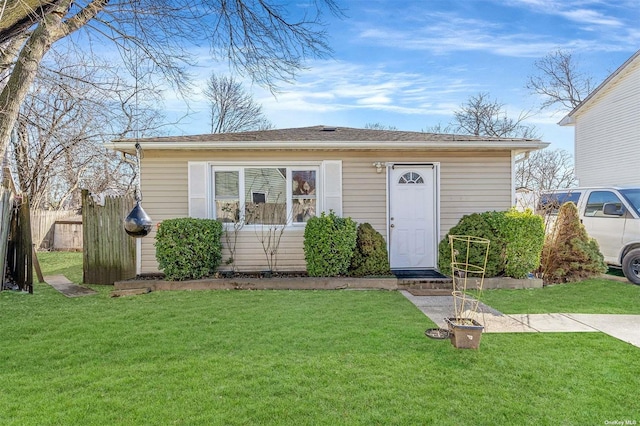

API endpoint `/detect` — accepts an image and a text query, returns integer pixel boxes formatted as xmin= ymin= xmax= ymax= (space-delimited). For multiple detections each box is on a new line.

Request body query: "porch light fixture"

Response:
xmin=373 ymin=162 xmax=384 ymax=173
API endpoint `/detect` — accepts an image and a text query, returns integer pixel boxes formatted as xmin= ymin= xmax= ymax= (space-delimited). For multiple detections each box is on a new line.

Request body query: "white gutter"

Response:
xmin=107 ymin=140 xmax=550 ymax=154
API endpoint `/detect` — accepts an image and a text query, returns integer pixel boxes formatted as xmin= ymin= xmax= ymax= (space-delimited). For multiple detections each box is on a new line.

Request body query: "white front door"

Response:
xmin=389 ymin=165 xmax=437 ymax=269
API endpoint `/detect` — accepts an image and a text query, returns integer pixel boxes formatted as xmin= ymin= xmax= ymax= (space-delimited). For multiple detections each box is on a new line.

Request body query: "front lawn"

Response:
xmin=479 ymin=278 xmax=640 ymax=314
xmin=1 ymin=281 xmax=639 ymax=425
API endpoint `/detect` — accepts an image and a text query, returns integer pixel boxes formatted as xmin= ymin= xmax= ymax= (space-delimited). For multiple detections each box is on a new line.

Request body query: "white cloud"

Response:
xmin=355 ymin=2 xmax=637 ymax=58
xmin=559 ymin=8 xmax=623 ymax=27
xmin=251 ymin=60 xmax=478 ymax=118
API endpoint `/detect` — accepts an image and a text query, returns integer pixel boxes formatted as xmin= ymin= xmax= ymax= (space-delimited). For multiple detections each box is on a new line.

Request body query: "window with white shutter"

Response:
xmin=321 ymin=160 xmax=342 ymax=216
xmin=188 ymin=162 xmax=208 ymax=218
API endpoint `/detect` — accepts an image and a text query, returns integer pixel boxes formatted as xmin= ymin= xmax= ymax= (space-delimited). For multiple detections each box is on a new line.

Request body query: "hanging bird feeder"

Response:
xmin=124 ymin=142 xmax=152 ymax=237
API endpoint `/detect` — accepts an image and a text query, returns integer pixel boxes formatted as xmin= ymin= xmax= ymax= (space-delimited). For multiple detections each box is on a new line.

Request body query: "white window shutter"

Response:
xmin=322 ymin=160 xmax=342 ymax=216
xmin=188 ymin=162 xmax=208 ymax=218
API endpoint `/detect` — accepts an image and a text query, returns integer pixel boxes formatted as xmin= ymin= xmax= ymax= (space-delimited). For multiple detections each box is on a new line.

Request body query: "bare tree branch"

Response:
xmin=526 ymin=50 xmax=594 ymax=111
xmin=452 ymin=92 xmax=539 ymax=138
xmin=0 ymin=0 xmax=343 ymax=168
xmin=11 ymin=50 xmax=164 ymax=209
xmin=0 ymin=0 xmax=66 ymax=44
xmin=516 ymin=148 xmax=577 ymax=192
xmin=204 ymin=73 xmax=272 ymax=133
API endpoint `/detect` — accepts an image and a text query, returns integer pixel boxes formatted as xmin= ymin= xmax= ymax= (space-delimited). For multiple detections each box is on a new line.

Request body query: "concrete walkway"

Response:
xmin=401 ymin=291 xmax=640 ymax=348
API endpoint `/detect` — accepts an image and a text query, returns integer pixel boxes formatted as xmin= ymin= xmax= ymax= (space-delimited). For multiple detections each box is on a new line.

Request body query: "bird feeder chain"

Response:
xmin=134 ymin=142 xmax=143 ymax=202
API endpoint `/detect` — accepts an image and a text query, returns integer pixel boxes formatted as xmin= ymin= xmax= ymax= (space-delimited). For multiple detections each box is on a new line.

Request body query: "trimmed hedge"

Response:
xmin=303 ymin=211 xmax=357 ymax=277
xmin=349 ymin=223 xmax=392 ymax=277
xmin=155 ymin=218 xmax=223 ymax=281
xmin=438 ymin=209 xmax=545 ymax=278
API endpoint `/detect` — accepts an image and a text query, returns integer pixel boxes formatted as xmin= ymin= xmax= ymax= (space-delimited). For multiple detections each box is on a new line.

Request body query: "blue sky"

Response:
xmin=166 ymin=0 xmax=640 ymax=155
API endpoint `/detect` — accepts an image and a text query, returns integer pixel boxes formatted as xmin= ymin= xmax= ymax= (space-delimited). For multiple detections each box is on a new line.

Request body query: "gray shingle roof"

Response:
xmin=113 ymin=125 xmax=540 ymax=143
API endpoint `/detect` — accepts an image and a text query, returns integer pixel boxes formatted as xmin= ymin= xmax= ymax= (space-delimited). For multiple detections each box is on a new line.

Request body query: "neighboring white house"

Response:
xmin=559 ymin=49 xmax=640 ymax=187
xmin=108 ymin=126 xmax=548 ymax=275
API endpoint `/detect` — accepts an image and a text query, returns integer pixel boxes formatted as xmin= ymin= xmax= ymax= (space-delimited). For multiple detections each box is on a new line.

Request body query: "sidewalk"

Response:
xmin=401 ymin=291 xmax=640 ymax=348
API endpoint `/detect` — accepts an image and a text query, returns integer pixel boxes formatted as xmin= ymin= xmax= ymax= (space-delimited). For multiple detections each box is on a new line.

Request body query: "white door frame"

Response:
xmin=386 ymin=162 xmax=440 ymax=269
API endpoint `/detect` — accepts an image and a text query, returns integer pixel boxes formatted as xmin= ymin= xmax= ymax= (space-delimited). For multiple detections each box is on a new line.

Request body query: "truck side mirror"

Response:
xmin=603 ymin=203 xmax=625 ymax=216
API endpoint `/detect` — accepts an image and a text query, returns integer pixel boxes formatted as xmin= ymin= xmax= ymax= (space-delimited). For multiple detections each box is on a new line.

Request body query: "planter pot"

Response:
xmin=444 ymin=317 xmax=484 ymax=349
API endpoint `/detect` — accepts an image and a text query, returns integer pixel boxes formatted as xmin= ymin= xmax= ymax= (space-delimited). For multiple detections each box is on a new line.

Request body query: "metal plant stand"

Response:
xmin=445 ymin=235 xmax=490 ymax=349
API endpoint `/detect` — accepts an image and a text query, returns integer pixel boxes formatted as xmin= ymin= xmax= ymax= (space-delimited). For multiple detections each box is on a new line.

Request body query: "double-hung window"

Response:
xmin=212 ymin=166 xmax=319 ymax=226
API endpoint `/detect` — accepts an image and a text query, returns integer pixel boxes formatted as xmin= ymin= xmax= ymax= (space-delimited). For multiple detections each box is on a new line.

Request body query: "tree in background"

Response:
xmin=451 ymin=92 xmax=539 ymax=139
xmin=10 ymin=49 xmax=164 ymax=209
xmin=527 ymin=50 xmax=594 ymax=111
xmin=364 ymin=122 xmax=398 ymax=131
xmin=425 ymin=92 xmax=575 ymax=196
xmin=514 ymin=148 xmax=577 ymax=211
xmin=0 ymin=0 xmax=342 ymax=165
xmin=516 ymin=148 xmax=576 ymax=192
xmin=204 ymin=74 xmax=272 ymax=134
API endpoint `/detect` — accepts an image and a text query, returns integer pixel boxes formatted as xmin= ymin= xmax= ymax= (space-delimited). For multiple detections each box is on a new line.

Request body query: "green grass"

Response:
xmin=3 ymin=252 xmax=635 ymax=424
xmin=479 ymin=278 xmax=640 ymax=314
xmin=35 ymin=250 xmax=83 ymax=284
xmin=1 ymin=281 xmax=639 ymax=425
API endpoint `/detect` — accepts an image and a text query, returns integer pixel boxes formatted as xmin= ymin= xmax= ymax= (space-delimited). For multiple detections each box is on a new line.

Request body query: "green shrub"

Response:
xmin=303 ymin=211 xmax=357 ymax=277
xmin=437 ymin=209 xmax=545 ymax=278
xmin=438 ymin=211 xmax=504 ymax=277
xmin=503 ymin=209 xmax=545 ymax=278
xmin=540 ymin=202 xmax=606 ymax=284
xmin=349 ymin=223 xmax=392 ymax=277
xmin=155 ymin=218 xmax=223 ymax=281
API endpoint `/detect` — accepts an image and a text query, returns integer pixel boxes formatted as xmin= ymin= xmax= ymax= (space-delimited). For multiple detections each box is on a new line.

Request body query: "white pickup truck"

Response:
xmin=538 ymin=187 xmax=640 ymax=284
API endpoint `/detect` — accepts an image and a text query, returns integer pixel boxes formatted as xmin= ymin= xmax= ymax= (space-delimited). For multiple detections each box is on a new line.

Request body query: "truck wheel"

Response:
xmin=622 ymin=248 xmax=640 ymax=285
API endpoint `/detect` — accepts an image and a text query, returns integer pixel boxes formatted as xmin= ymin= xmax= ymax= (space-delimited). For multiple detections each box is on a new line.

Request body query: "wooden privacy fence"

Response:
xmin=31 ymin=209 xmax=78 ymax=249
xmin=0 ymin=192 xmax=34 ymax=293
xmin=82 ymin=190 xmax=136 ymax=285
xmin=0 ymin=188 xmax=13 ymax=289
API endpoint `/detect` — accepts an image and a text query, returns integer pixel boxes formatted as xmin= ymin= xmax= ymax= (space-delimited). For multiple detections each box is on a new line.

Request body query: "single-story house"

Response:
xmin=108 ymin=126 xmax=548 ymax=275
xmin=559 ymin=49 xmax=640 ymax=187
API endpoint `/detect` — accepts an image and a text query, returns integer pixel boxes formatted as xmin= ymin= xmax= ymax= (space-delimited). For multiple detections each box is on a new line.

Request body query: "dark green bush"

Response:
xmin=438 ymin=209 xmax=545 ymax=278
xmin=541 ymin=202 xmax=606 ymax=284
xmin=155 ymin=218 xmax=223 ymax=281
xmin=438 ymin=211 xmax=504 ymax=277
xmin=303 ymin=211 xmax=357 ymax=277
xmin=349 ymin=223 xmax=391 ymax=277
xmin=503 ymin=209 xmax=545 ymax=278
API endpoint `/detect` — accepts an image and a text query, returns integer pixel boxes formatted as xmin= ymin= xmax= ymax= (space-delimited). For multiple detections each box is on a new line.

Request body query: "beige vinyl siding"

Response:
xmin=574 ymin=60 xmax=640 ymax=187
xmin=138 ymin=149 xmax=513 ymax=273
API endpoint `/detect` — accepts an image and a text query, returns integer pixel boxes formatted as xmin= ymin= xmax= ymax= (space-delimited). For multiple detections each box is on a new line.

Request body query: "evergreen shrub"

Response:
xmin=303 ymin=211 xmax=357 ymax=277
xmin=540 ymin=202 xmax=606 ymax=284
xmin=155 ymin=218 xmax=223 ymax=280
xmin=437 ymin=209 xmax=545 ymax=278
xmin=349 ymin=223 xmax=392 ymax=277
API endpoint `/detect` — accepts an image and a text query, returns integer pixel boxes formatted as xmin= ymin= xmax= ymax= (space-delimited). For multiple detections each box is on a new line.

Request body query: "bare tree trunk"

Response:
xmin=0 ymin=0 xmax=108 ymax=162
xmin=0 ymin=2 xmax=70 ymax=161
xmin=0 ymin=0 xmax=65 ymax=44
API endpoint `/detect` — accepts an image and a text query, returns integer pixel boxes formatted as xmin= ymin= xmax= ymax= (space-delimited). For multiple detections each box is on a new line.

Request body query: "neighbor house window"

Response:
xmin=244 ymin=168 xmax=287 ymax=225
xmin=212 ymin=166 xmax=318 ymax=226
